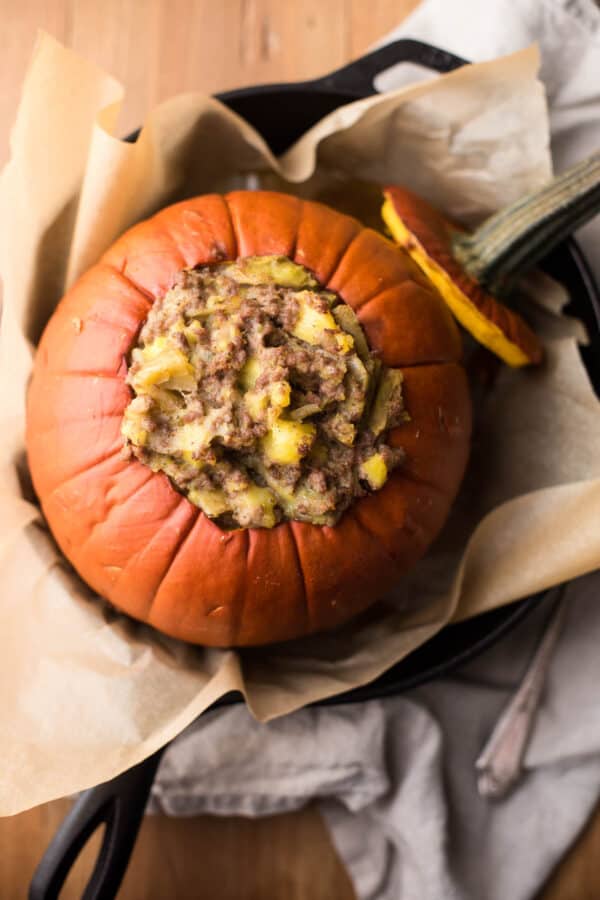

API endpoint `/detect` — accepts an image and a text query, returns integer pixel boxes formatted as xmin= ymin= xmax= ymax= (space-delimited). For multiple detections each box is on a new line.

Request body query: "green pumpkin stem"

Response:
xmin=452 ymin=150 xmax=600 ymax=296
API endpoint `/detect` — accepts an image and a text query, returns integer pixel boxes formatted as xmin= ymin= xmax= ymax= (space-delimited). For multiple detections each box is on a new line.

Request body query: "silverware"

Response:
xmin=475 ymin=591 xmax=568 ymax=799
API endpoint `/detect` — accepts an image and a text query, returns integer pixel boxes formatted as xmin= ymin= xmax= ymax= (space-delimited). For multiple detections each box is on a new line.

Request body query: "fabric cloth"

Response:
xmin=376 ymin=0 xmax=600 ymax=286
xmin=150 ymin=3 xmax=600 ymax=898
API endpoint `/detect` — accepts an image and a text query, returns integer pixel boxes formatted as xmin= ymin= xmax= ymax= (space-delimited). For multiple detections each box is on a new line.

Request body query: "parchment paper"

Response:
xmin=1 ymin=33 xmax=600 ymax=815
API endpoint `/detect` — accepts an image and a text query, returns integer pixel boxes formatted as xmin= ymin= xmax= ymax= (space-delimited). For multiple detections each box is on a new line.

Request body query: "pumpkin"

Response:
xmin=26 ymin=191 xmax=471 ymax=646
xmin=382 ymin=186 xmax=544 ymax=367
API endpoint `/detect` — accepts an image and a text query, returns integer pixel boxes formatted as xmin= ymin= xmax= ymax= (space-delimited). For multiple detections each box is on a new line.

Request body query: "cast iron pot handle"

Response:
xmin=29 ymin=748 xmax=164 ymax=900
xmin=311 ymin=38 xmax=466 ymax=94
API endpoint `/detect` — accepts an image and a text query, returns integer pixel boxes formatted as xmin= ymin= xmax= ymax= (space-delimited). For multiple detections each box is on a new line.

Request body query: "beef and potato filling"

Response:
xmin=122 ymin=256 xmax=407 ymax=528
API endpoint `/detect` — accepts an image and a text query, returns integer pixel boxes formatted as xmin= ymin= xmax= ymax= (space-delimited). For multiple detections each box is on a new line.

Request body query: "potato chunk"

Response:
xmin=121 ymin=410 xmax=148 ymax=447
xmin=188 ymin=486 xmax=229 ymax=516
xmin=244 ymin=380 xmax=291 ymax=423
xmin=239 ymin=355 xmax=262 ymax=390
xmin=292 ymin=293 xmax=354 ymax=354
xmin=232 ymin=485 xmax=278 ymax=528
xmin=360 ymin=453 xmax=388 ymax=490
xmin=172 ymin=421 xmax=213 ymax=456
xmin=261 ymin=419 xmax=316 ymax=465
xmin=131 ymin=337 xmax=196 ymax=392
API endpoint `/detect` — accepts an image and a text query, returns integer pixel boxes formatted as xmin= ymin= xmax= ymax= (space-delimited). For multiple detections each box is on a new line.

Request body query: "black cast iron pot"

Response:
xmin=29 ymin=38 xmax=600 ymax=900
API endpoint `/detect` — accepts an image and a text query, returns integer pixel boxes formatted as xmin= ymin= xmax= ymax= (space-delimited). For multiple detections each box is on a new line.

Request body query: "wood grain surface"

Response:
xmin=0 ymin=1 xmax=598 ymax=898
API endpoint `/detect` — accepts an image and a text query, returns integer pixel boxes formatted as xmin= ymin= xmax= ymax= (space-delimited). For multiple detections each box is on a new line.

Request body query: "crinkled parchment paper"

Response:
xmin=1 ymin=33 xmax=599 ymax=814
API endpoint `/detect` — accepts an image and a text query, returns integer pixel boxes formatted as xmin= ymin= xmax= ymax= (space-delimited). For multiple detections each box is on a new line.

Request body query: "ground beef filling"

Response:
xmin=122 ymin=255 xmax=407 ymax=528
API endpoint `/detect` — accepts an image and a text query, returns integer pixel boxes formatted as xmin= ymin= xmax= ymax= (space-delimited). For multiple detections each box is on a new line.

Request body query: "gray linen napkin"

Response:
xmin=150 ymin=3 xmax=600 ymax=898
xmin=150 ymin=577 xmax=600 ymax=900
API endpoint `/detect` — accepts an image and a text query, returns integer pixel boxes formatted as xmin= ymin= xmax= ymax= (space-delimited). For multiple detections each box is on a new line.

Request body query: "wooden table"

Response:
xmin=1 ymin=1 xmax=599 ymax=897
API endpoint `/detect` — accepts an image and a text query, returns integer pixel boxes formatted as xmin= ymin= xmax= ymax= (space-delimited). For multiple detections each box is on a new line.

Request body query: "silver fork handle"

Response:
xmin=475 ymin=591 xmax=568 ymax=799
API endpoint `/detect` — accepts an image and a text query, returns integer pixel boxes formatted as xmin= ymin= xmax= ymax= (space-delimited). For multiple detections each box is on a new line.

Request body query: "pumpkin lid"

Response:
xmin=382 ymin=186 xmax=543 ymax=368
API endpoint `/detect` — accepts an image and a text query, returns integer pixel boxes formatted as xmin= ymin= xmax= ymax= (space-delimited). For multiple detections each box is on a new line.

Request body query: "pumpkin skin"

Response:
xmin=26 ymin=191 xmax=471 ymax=646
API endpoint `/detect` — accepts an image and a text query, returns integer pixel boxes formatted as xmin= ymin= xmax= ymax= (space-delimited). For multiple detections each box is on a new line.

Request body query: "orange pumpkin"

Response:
xmin=26 ymin=191 xmax=471 ymax=646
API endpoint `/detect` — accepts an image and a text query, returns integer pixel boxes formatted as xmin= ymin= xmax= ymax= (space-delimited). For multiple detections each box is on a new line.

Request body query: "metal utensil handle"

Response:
xmin=311 ymin=38 xmax=466 ymax=95
xmin=475 ymin=591 xmax=568 ymax=798
xmin=29 ymin=749 xmax=164 ymax=900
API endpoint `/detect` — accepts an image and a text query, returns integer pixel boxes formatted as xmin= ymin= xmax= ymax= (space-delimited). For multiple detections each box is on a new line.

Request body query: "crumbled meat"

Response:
xmin=122 ymin=255 xmax=408 ymax=528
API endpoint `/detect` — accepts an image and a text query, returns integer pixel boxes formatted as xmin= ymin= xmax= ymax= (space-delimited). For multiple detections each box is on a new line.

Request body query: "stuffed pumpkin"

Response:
xmin=26 ymin=191 xmax=471 ymax=646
